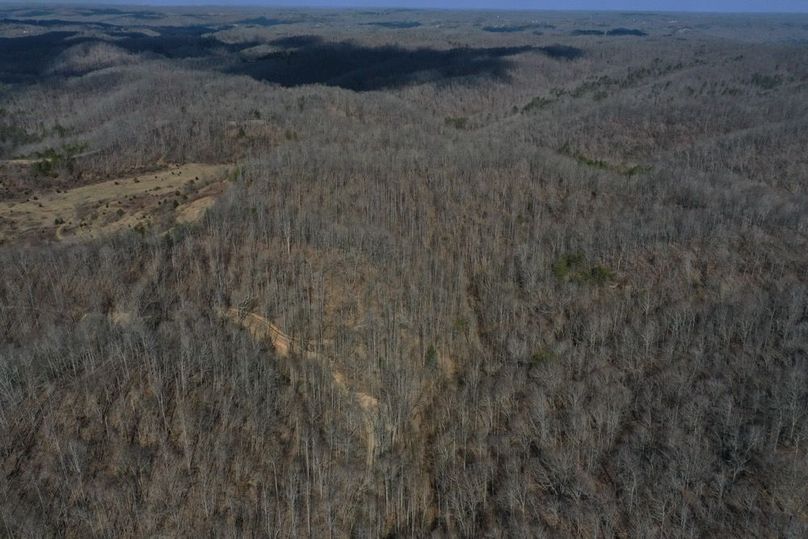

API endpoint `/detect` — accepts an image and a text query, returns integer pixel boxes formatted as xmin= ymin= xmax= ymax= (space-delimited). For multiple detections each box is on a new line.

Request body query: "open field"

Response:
xmin=1 ymin=5 xmax=807 ymax=537
xmin=0 ymin=163 xmax=228 ymax=242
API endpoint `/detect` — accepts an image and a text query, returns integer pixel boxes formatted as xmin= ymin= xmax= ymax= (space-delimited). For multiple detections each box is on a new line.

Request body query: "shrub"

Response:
xmin=31 ymin=143 xmax=88 ymax=177
xmin=751 ymin=73 xmax=782 ymax=90
xmin=552 ymin=252 xmax=586 ymax=281
xmin=588 ymin=265 xmax=615 ymax=285
xmin=553 ymin=253 xmax=615 ymax=286
xmin=531 ymin=347 xmax=555 ymax=365
xmin=425 ymin=344 xmax=438 ymax=369
xmin=522 ymin=96 xmax=554 ymax=113
xmin=445 ymin=116 xmax=469 ymax=129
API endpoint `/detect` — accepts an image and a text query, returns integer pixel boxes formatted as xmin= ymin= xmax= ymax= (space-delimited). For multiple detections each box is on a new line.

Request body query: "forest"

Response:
xmin=1 ymin=4 xmax=807 ymax=537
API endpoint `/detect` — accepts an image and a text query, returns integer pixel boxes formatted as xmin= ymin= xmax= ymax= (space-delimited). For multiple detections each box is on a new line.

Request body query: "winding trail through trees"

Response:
xmin=217 ymin=307 xmax=381 ymax=469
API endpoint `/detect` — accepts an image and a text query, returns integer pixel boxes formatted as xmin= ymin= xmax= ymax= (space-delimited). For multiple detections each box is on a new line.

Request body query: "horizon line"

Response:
xmin=2 ymin=1 xmax=808 ymax=15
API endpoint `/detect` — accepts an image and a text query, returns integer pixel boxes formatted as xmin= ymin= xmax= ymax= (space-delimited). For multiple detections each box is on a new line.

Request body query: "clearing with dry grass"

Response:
xmin=0 ymin=163 xmax=229 ymax=243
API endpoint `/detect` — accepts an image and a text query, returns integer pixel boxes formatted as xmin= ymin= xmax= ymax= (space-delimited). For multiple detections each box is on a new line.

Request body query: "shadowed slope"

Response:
xmin=230 ymin=37 xmax=544 ymax=91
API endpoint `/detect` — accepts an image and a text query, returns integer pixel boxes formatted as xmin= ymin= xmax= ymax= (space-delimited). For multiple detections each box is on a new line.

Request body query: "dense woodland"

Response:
xmin=1 ymin=5 xmax=807 ymax=537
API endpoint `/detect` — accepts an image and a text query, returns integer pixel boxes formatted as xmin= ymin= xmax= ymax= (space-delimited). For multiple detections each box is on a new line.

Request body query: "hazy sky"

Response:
xmin=185 ymin=0 xmax=808 ymax=11
xmin=11 ymin=0 xmax=808 ymax=12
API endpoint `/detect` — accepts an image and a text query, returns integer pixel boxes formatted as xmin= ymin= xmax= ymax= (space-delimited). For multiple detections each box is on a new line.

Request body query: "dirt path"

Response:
xmin=218 ymin=307 xmax=381 ymax=469
xmin=1 ymin=159 xmax=37 ymax=166
xmin=0 ymin=163 xmax=229 ymax=243
xmin=218 ymin=307 xmax=379 ymax=409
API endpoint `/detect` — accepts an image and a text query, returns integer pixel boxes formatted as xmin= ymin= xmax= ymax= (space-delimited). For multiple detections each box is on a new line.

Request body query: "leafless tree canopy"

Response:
xmin=1 ymin=5 xmax=807 ymax=537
